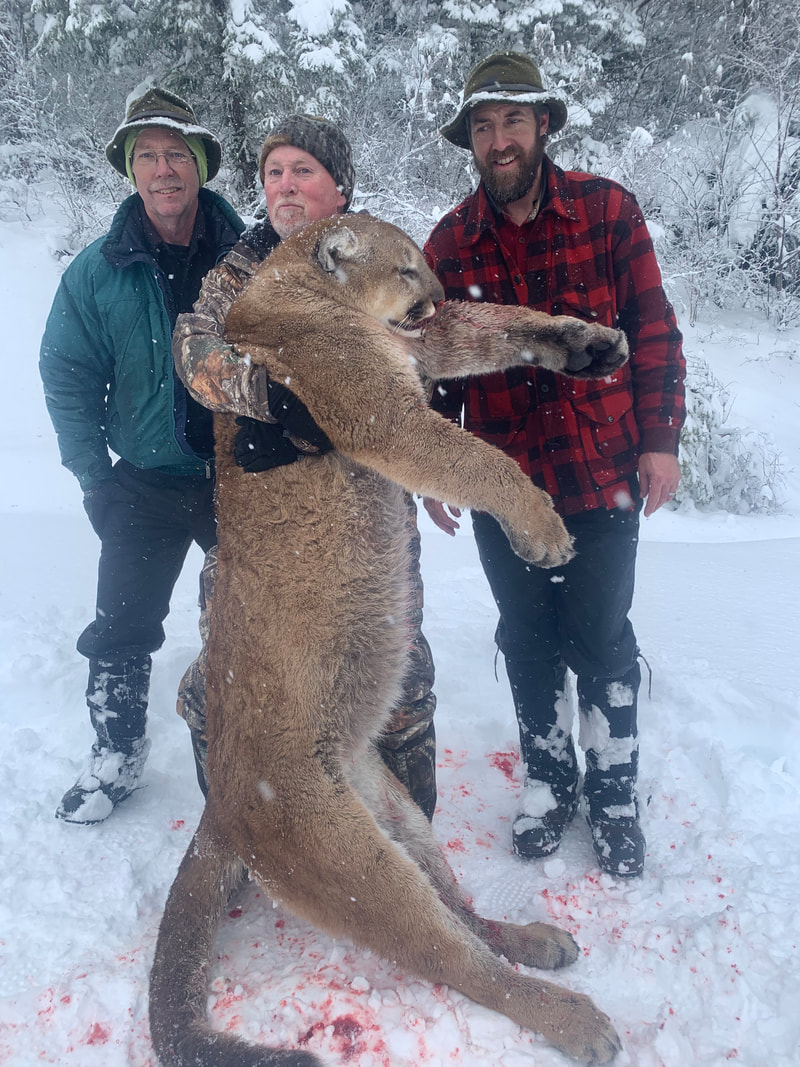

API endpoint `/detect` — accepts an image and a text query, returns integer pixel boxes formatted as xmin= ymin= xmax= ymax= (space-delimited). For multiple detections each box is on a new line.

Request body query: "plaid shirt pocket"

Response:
xmin=566 ymin=381 xmax=639 ymax=487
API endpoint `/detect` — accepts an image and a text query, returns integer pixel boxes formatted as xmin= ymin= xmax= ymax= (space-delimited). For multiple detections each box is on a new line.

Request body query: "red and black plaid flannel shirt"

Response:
xmin=423 ymin=158 xmax=686 ymax=515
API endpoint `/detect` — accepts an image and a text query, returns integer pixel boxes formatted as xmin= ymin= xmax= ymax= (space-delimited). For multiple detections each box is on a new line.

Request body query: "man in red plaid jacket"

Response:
xmin=423 ymin=51 xmax=686 ymax=877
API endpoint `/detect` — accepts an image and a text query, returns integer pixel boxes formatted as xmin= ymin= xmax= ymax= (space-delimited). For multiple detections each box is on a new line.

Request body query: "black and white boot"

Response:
xmin=507 ymin=659 xmax=580 ymax=858
xmin=512 ymin=733 xmax=580 ymax=857
xmin=56 ymin=656 xmax=152 ymax=824
xmin=579 ymin=667 xmax=646 ymax=877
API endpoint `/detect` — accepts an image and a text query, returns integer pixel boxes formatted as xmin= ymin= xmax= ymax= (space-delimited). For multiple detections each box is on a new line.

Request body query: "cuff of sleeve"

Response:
xmin=640 ymin=425 xmax=682 ymax=456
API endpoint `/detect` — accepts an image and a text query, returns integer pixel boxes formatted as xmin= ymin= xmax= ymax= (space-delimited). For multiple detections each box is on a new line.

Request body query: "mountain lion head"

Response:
xmin=296 ymin=213 xmax=445 ymax=333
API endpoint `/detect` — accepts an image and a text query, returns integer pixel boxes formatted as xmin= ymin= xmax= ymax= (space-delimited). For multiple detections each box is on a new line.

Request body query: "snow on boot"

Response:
xmin=512 ymin=729 xmax=580 ymax=857
xmin=56 ymin=656 xmax=152 ymax=824
xmin=512 ymin=775 xmax=579 ymax=858
xmin=56 ymin=737 xmax=151 ymax=824
xmin=585 ymin=806 xmax=645 ymax=878
xmin=580 ymin=669 xmax=645 ymax=877
xmin=506 ymin=662 xmax=580 ymax=859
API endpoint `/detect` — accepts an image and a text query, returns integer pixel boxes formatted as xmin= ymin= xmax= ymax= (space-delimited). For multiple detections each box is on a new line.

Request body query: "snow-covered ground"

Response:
xmin=1 ymin=209 xmax=799 ymax=1067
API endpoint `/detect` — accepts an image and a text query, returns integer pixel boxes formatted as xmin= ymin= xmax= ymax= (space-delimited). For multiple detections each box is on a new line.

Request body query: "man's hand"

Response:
xmin=82 ymin=477 xmax=136 ymax=538
xmin=638 ymin=452 xmax=681 ymax=517
xmin=423 ymin=497 xmax=462 ymax=535
xmin=265 ymin=378 xmax=332 ymax=452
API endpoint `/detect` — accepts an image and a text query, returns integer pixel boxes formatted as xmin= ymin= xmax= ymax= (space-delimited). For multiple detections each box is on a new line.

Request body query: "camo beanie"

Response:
xmin=258 ymin=114 xmax=355 ymax=210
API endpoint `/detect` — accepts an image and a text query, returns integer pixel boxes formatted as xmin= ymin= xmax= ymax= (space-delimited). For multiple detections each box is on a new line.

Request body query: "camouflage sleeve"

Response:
xmin=173 ymin=252 xmax=275 ymax=422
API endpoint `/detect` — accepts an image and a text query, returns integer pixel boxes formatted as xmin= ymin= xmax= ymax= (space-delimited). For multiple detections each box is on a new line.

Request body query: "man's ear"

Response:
xmin=539 ymin=109 xmax=550 ymax=136
xmin=316 ymin=225 xmax=360 ymax=273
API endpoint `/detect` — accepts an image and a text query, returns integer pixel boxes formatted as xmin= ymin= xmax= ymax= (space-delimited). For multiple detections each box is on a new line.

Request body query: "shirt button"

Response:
xmin=513 ymin=274 xmax=522 ymax=284
xmin=541 ymin=384 xmax=549 ymax=393
xmin=607 ymin=416 xmax=614 ymax=422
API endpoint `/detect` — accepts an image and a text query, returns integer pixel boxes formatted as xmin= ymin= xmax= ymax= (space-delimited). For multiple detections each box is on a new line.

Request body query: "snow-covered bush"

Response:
xmin=676 ymin=353 xmax=785 ymax=514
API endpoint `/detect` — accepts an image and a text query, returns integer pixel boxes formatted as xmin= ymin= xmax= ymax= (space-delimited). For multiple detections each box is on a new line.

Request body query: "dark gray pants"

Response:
xmin=77 ymin=460 xmax=216 ymax=661
xmin=472 ymin=505 xmax=642 ymax=807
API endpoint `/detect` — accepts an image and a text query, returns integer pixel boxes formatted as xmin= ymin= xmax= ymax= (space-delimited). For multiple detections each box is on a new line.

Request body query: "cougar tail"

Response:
xmin=149 ymin=811 xmax=322 ymax=1067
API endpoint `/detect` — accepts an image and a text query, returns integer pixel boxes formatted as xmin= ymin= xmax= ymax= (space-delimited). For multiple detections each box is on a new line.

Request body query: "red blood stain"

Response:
xmin=446 ymin=839 xmax=466 ymax=853
xmin=296 ymin=1013 xmax=390 ymax=1064
xmin=170 ymin=819 xmax=185 ymax=830
xmin=85 ymin=1023 xmax=110 ymax=1045
xmin=489 ymin=751 xmax=518 ymax=782
xmin=228 ymin=905 xmax=243 ymax=919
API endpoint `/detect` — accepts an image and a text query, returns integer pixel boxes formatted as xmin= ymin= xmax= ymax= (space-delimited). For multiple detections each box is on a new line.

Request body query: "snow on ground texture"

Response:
xmin=1 ymin=213 xmax=799 ymax=1067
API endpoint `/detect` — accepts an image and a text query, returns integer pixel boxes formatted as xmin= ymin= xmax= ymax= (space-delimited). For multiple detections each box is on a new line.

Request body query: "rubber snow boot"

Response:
xmin=505 ymin=657 xmax=580 ymax=858
xmin=585 ymin=806 xmax=645 ymax=878
xmin=56 ymin=656 xmax=151 ymax=824
xmin=56 ymin=737 xmax=152 ymax=824
xmin=512 ymin=736 xmax=580 ymax=858
xmin=579 ymin=668 xmax=645 ymax=877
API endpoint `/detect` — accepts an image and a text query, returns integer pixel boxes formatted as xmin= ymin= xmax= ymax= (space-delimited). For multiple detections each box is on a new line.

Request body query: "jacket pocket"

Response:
xmin=566 ymin=377 xmax=639 ymax=486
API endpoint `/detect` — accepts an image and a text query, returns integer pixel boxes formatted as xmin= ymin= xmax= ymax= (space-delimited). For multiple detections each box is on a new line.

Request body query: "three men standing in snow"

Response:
xmin=39 ymin=50 xmax=685 ymax=879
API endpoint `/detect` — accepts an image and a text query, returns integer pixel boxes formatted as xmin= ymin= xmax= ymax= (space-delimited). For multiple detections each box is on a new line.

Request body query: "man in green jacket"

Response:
xmin=39 ymin=87 xmax=244 ymax=824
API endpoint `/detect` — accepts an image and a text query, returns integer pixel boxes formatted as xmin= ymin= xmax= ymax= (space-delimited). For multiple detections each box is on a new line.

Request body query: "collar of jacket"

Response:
xmin=461 ymin=156 xmax=582 ymax=247
xmin=240 ymin=217 xmax=282 ymax=261
xmin=100 ymin=187 xmax=243 ymax=270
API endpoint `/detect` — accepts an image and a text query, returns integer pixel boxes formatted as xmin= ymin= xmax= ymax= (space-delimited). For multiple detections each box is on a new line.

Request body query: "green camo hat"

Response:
xmin=105 ymin=87 xmax=222 ymax=182
xmin=441 ymin=51 xmax=568 ymax=149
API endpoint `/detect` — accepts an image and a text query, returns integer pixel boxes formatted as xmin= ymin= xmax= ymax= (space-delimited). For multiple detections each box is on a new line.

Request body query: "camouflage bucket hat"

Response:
xmin=258 ymin=114 xmax=355 ymax=210
xmin=105 ymin=87 xmax=222 ymax=181
xmin=441 ymin=51 xmax=568 ymax=149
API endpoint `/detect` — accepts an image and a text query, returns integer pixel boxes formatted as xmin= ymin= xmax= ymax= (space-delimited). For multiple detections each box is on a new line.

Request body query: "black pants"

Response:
xmin=472 ymin=505 xmax=640 ymax=680
xmin=472 ymin=505 xmax=641 ymax=780
xmin=77 ymin=460 xmax=217 ymax=661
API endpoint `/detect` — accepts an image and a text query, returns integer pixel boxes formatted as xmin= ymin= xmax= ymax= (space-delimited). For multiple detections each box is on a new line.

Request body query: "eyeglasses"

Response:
xmin=130 ymin=150 xmax=196 ymax=170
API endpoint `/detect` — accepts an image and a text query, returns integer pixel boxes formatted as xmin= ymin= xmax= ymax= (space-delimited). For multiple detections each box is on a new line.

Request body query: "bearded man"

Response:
xmin=423 ymin=52 xmax=686 ymax=877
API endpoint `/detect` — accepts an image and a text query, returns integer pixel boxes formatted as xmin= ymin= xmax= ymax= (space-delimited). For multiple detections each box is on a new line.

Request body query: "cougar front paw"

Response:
xmin=562 ymin=320 xmax=629 ymax=377
xmin=505 ymin=511 xmax=575 ymax=569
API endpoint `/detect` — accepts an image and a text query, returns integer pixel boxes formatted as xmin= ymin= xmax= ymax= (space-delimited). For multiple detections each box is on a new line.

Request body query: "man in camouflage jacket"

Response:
xmin=173 ymin=115 xmax=438 ymax=820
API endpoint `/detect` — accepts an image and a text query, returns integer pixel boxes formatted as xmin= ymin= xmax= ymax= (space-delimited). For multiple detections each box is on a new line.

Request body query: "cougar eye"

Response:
xmin=399 ymin=266 xmax=419 ymax=281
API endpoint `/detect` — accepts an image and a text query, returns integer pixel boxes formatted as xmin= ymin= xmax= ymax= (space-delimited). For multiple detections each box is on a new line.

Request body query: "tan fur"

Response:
xmin=149 ymin=214 xmax=626 ymax=1067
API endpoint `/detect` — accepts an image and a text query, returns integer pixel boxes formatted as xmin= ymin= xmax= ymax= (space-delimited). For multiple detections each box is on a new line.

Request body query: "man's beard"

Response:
xmin=476 ymin=138 xmax=545 ymax=207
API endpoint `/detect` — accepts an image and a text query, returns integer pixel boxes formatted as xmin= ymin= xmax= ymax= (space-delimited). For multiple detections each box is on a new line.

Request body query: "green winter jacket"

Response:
xmin=39 ymin=189 xmax=244 ymax=491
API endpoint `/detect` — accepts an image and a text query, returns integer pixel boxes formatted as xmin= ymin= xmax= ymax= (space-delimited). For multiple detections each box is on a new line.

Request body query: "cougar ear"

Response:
xmin=316 ymin=225 xmax=360 ymax=273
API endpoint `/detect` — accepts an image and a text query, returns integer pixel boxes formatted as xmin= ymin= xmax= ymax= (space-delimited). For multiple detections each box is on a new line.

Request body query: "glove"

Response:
xmin=264 ymin=379 xmax=332 ymax=453
xmin=82 ymin=477 xmax=136 ymax=538
xmin=233 ymin=417 xmax=303 ymax=473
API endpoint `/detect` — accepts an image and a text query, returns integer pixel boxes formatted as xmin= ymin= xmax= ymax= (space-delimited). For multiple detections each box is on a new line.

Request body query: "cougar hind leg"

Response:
xmin=242 ymin=773 xmax=620 ymax=1065
xmin=354 ymin=750 xmax=580 ymax=971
